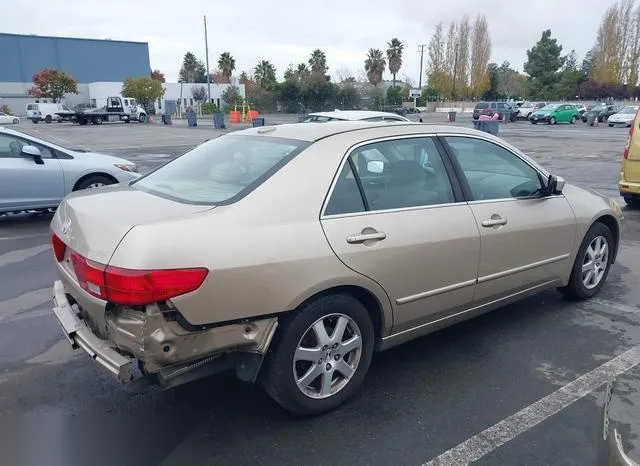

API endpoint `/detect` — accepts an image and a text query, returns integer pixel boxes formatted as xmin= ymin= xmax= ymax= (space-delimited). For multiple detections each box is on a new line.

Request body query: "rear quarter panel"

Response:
xmin=561 ymin=184 xmax=623 ymax=268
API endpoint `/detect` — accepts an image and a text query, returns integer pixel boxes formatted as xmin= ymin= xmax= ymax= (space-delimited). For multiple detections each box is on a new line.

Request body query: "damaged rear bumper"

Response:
xmin=52 ymin=280 xmax=279 ymax=387
xmin=53 ymin=280 xmax=135 ymax=383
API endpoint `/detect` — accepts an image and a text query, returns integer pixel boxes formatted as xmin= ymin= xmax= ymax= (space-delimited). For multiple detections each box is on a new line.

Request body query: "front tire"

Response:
xmin=609 ymin=123 xmax=614 ymax=127
xmin=558 ymin=222 xmax=614 ymax=300
xmin=45 ymin=115 xmax=52 ymax=123
xmin=75 ymin=175 xmax=115 ymax=190
xmin=550 ymin=116 xmax=557 ymax=125
xmin=262 ymin=294 xmax=374 ymax=416
xmin=12 ymin=118 xmax=19 ymax=124
xmin=570 ymin=116 xmax=577 ymax=124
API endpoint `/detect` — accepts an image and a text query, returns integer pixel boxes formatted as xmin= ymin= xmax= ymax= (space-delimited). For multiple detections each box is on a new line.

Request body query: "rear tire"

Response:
xmin=558 ymin=222 xmax=614 ymax=300
xmin=45 ymin=115 xmax=52 ymax=124
xmin=75 ymin=175 xmax=115 ymax=190
xmin=262 ymin=294 xmax=375 ymax=416
xmin=623 ymin=195 xmax=640 ymax=207
xmin=609 ymin=123 xmax=614 ymax=127
xmin=12 ymin=118 xmax=19 ymax=124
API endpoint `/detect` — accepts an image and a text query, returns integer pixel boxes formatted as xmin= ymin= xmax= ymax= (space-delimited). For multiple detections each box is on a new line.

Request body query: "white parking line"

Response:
xmin=0 ymin=233 xmax=49 ymax=241
xmin=0 ymin=244 xmax=50 ymax=268
xmin=422 ymin=344 xmax=640 ymax=466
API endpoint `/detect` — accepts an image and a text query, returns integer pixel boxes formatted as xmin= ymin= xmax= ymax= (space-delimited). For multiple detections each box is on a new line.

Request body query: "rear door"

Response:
xmin=441 ymin=135 xmax=576 ymax=304
xmin=321 ymin=135 xmax=480 ymax=333
xmin=0 ymin=133 xmax=64 ymax=210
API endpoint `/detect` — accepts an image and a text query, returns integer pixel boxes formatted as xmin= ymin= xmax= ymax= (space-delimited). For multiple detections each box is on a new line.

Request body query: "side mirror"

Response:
xmin=543 ymin=174 xmax=565 ymax=195
xmin=367 ymin=160 xmax=385 ymax=174
xmin=554 ymin=175 xmax=566 ymax=193
xmin=22 ymin=145 xmax=44 ymax=164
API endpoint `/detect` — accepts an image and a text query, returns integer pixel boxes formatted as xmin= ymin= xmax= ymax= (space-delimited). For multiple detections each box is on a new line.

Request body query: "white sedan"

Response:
xmin=301 ymin=110 xmax=410 ymax=123
xmin=608 ymin=106 xmax=639 ymax=127
xmin=0 ymin=112 xmax=20 ymax=125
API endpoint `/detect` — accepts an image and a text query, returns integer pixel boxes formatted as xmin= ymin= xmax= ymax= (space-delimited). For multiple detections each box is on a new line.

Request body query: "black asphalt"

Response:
xmin=1 ymin=117 xmax=639 ymax=466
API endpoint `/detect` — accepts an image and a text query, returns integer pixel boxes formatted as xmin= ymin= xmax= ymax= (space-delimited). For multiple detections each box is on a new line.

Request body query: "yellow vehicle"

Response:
xmin=619 ymin=107 xmax=640 ymax=207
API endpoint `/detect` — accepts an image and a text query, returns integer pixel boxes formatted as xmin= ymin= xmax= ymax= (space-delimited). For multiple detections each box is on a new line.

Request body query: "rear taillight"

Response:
xmin=69 ymin=250 xmax=208 ymax=306
xmin=50 ymin=232 xmax=66 ymax=262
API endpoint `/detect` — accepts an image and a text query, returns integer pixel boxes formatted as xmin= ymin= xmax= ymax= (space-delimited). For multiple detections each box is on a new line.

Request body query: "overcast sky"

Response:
xmin=0 ymin=0 xmax=622 ymax=84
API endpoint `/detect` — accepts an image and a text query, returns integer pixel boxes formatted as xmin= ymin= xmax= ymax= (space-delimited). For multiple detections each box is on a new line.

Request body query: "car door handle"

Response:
xmin=481 ymin=216 xmax=507 ymax=227
xmin=346 ymin=231 xmax=387 ymax=244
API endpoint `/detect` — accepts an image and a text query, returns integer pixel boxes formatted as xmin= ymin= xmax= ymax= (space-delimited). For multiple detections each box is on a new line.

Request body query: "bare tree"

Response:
xmin=444 ymin=21 xmax=457 ymax=94
xmin=335 ymin=66 xmax=354 ymax=83
xmin=191 ymin=85 xmax=207 ymax=102
xmin=469 ymin=14 xmax=492 ymax=98
xmin=592 ymin=0 xmax=634 ymax=84
xmin=627 ymin=4 xmax=640 ymax=89
xmin=455 ymin=16 xmax=471 ymax=97
xmin=427 ymin=22 xmax=448 ymax=94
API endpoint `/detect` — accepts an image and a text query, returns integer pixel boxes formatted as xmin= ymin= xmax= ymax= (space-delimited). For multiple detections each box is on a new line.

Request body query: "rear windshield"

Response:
xmin=132 ymin=135 xmax=311 ymax=205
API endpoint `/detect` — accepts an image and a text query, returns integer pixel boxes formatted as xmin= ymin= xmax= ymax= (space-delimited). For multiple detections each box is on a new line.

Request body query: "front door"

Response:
xmin=441 ymin=135 xmax=577 ymax=303
xmin=0 ymin=133 xmax=64 ymax=211
xmin=321 ymin=136 xmax=480 ymax=333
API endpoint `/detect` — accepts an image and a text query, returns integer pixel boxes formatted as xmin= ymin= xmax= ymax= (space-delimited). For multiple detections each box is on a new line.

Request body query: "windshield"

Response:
xmin=131 ymin=135 xmax=311 ymax=205
xmin=618 ymin=106 xmax=639 ymax=114
xmin=540 ymin=104 xmax=559 ymax=110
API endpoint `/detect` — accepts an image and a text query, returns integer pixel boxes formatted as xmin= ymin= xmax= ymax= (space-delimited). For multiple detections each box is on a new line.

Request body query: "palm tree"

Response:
xmin=386 ymin=38 xmax=404 ymax=87
xmin=296 ymin=63 xmax=311 ymax=80
xmin=217 ymin=51 xmax=236 ymax=83
xmin=179 ymin=51 xmax=199 ymax=83
xmin=309 ymin=49 xmax=328 ymax=74
xmin=254 ymin=60 xmax=277 ymax=88
xmin=365 ymin=48 xmax=386 ymax=87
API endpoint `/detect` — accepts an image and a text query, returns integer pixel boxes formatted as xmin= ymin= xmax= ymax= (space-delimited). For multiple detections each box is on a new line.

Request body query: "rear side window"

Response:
xmin=132 ymin=135 xmax=311 ymax=205
xmin=474 ymin=103 xmax=489 ymax=110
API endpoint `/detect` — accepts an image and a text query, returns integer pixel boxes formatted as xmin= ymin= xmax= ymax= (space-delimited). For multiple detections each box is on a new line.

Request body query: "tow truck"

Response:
xmin=61 ymin=97 xmax=147 ymax=125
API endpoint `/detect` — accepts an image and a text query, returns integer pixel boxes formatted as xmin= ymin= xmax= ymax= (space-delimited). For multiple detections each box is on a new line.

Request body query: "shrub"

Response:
xmin=201 ymin=102 xmax=220 ymax=114
xmin=0 ymin=104 xmax=11 ymax=114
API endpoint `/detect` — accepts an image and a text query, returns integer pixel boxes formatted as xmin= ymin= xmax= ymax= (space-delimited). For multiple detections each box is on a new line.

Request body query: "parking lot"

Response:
xmin=1 ymin=114 xmax=639 ymax=466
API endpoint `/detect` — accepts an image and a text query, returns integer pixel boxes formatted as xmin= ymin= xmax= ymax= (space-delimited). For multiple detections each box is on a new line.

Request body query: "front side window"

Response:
xmin=325 ymin=137 xmax=456 ymax=215
xmin=0 ymin=134 xmax=54 ymax=159
xmin=132 ymin=135 xmax=310 ymax=205
xmin=444 ymin=136 xmax=543 ymax=201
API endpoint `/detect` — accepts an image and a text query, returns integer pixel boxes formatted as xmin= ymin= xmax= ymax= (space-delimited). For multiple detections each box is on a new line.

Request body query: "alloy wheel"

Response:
xmin=293 ymin=313 xmax=362 ymax=399
xmin=582 ymin=235 xmax=609 ymax=289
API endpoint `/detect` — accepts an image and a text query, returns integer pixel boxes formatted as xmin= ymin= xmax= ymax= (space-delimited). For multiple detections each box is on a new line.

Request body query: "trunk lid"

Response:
xmin=51 ymin=184 xmax=213 ymax=266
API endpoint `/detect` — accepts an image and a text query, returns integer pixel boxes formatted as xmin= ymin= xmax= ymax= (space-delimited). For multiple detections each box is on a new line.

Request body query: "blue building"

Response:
xmin=0 ymin=33 xmax=151 ymax=83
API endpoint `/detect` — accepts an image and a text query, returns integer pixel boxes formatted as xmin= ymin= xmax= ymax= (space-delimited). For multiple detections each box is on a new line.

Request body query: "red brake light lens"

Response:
xmin=50 ymin=232 xmax=66 ymax=262
xmin=68 ymin=249 xmax=208 ymax=305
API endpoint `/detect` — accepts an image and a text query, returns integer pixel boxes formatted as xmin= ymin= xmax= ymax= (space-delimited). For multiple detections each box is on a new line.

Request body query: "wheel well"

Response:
xmin=73 ymin=172 xmax=118 ymax=191
xmin=297 ymin=285 xmax=385 ymax=344
xmin=595 ymin=215 xmax=620 ymax=263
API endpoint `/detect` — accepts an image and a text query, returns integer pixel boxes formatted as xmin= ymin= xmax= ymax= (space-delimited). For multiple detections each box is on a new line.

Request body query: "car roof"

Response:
xmin=306 ymin=110 xmax=407 ymax=120
xmin=228 ymin=121 xmax=486 ymax=142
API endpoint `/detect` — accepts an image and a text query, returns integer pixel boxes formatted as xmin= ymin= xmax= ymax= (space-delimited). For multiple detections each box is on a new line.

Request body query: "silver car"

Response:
xmin=0 ymin=126 xmax=140 ymax=214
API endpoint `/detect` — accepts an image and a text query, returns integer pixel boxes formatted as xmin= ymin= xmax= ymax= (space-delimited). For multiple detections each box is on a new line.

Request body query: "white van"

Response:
xmin=26 ymin=103 xmax=73 ymax=123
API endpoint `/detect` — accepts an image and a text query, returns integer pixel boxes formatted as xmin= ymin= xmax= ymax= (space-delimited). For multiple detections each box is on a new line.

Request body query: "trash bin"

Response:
xmin=213 ymin=112 xmax=225 ymax=129
xmin=586 ymin=113 xmax=597 ymax=127
xmin=252 ymin=117 xmax=265 ymax=127
xmin=162 ymin=114 xmax=172 ymax=125
xmin=500 ymin=111 xmax=513 ymax=123
xmin=186 ymin=109 xmax=197 ymax=127
xmin=448 ymin=111 xmax=457 ymax=122
xmin=472 ymin=119 xmax=499 ymax=136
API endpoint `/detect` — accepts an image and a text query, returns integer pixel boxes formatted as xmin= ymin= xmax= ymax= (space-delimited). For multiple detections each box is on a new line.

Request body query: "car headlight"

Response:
xmin=114 ymin=163 xmax=138 ymax=173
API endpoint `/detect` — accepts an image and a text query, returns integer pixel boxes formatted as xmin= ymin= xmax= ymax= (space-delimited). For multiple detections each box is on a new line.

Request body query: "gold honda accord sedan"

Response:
xmin=50 ymin=121 xmax=624 ymax=415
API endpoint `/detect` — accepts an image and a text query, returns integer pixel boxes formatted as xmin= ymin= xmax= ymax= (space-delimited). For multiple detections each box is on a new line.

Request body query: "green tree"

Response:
xmin=309 ymin=49 xmax=328 ymax=74
xmin=221 ymin=85 xmax=242 ymax=107
xmin=386 ymin=38 xmax=404 ymax=87
xmin=27 ymin=69 xmax=78 ymax=103
xmin=254 ymin=60 xmax=277 ymax=89
xmin=121 ymin=77 xmax=165 ymax=112
xmin=217 ymin=51 xmax=236 ymax=82
xmin=365 ymin=48 xmax=386 ymax=86
xmin=523 ymin=29 xmax=565 ymax=92
xmin=386 ymin=85 xmax=403 ymax=105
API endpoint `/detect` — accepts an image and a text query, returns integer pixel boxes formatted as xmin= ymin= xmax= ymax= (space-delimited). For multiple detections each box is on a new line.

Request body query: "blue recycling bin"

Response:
xmin=213 ymin=112 xmax=225 ymax=129
xmin=252 ymin=117 xmax=265 ymax=127
xmin=186 ymin=110 xmax=197 ymax=127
